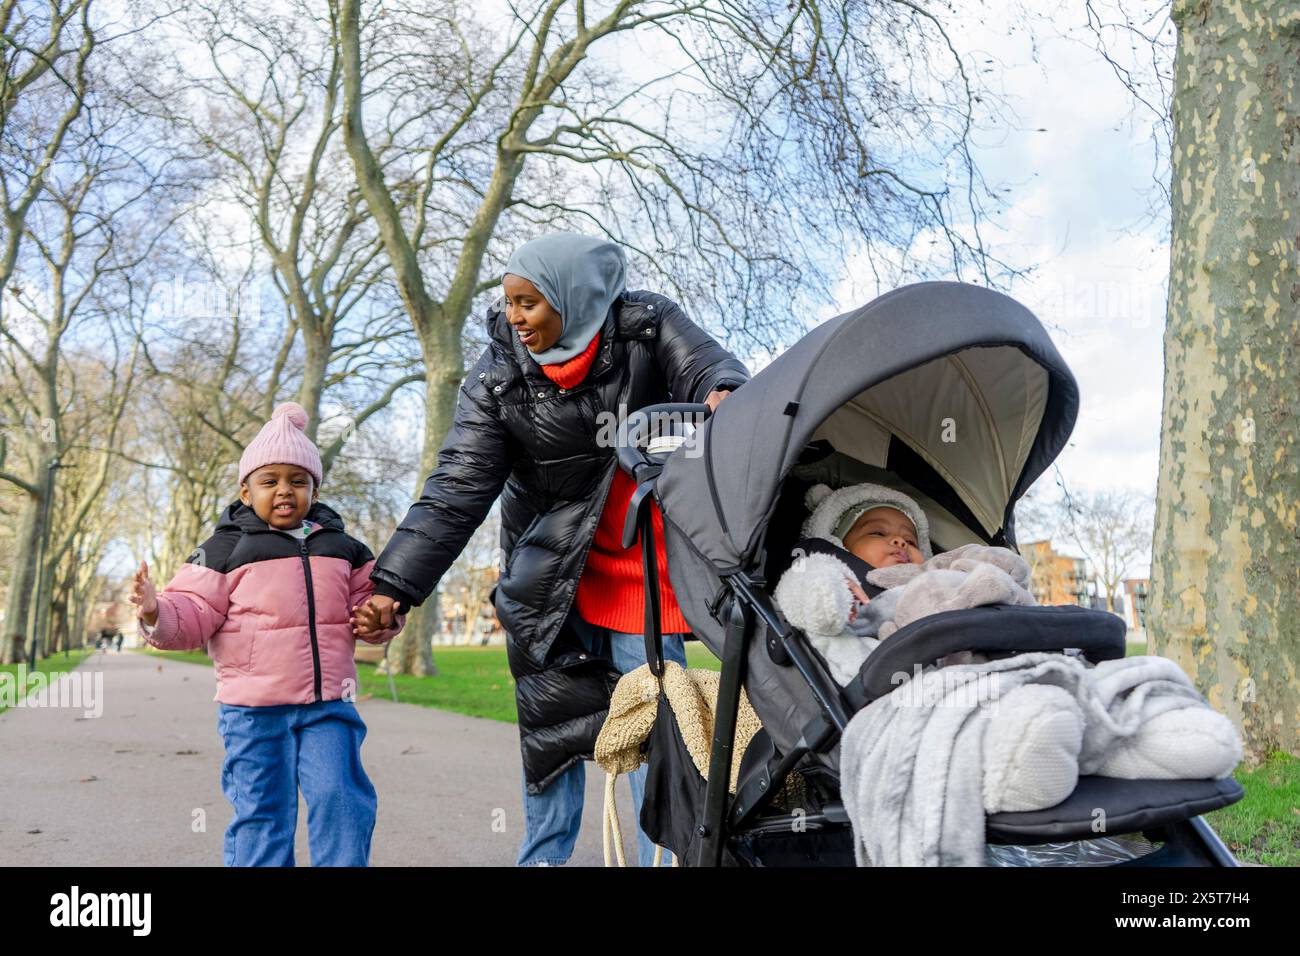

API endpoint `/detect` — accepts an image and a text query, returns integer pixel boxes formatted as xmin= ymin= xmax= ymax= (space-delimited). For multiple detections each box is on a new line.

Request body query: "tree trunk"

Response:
xmin=1 ymin=494 xmax=41 ymax=663
xmin=298 ymin=326 xmax=328 ymax=446
xmin=377 ymin=336 xmax=464 ymax=677
xmin=1151 ymin=0 xmax=1300 ymax=762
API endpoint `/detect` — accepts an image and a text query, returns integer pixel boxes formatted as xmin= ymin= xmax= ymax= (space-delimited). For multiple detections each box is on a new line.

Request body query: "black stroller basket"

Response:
xmin=618 ymin=282 xmax=1244 ymax=868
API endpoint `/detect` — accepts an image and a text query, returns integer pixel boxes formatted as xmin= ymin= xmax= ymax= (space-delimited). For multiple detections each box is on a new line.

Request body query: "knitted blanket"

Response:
xmin=839 ymin=652 xmax=1242 ymax=866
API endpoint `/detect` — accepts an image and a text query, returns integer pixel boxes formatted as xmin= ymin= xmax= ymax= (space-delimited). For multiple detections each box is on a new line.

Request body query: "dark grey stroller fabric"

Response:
xmin=655 ymin=281 xmax=1082 ymax=767
xmin=655 ymin=281 xmax=1080 ymax=573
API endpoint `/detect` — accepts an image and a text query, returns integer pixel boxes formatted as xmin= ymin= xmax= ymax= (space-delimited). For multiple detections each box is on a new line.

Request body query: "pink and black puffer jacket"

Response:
xmin=139 ymin=500 xmax=404 ymax=706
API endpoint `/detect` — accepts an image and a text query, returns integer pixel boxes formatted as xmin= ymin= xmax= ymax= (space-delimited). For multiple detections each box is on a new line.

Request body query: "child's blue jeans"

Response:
xmin=216 ymin=698 xmax=377 ymax=866
xmin=516 ymin=629 xmax=689 ymax=867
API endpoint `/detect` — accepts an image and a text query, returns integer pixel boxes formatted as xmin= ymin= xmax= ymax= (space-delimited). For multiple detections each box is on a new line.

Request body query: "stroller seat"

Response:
xmin=726 ymin=601 xmax=1243 ymax=865
xmin=985 ymin=776 xmax=1241 ymax=853
xmin=846 ymin=602 xmax=1127 ymax=708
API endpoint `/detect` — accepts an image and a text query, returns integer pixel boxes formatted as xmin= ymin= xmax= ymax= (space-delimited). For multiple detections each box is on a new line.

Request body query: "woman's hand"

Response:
xmin=704 ymin=388 xmax=731 ymax=413
xmin=352 ymin=595 xmax=403 ymax=639
xmin=131 ymin=561 xmax=158 ymax=626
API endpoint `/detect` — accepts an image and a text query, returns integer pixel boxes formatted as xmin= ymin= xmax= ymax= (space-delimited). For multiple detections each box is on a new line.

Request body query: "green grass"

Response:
xmin=356 ymin=650 xmax=518 ymax=722
xmin=1204 ymin=751 xmax=1299 ymax=867
xmin=138 ymin=642 xmax=720 ymax=723
xmin=685 ymin=642 xmax=721 ymax=671
xmin=355 ymin=642 xmax=722 ymax=722
xmin=141 ymin=644 xmax=520 ymax=721
xmin=139 ymin=645 xmax=214 ymax=668
xmin=0 ymin=647 xmax=97 ymax=714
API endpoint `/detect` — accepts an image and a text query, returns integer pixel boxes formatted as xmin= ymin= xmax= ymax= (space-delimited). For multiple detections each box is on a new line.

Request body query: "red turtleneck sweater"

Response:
xmin=537 ymin=334 xmax=689 ymax=635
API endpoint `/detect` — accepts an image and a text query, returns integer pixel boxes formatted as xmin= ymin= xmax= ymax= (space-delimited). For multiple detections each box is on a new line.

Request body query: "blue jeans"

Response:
xmin=517 ymin=629 xmax=688 ymax=867
xmin=216 ymin=698 xmax=377 ymax=866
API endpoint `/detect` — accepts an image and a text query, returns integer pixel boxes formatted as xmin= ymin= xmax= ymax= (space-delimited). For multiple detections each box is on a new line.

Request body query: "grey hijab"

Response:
xmin=503 ymin=233 xmax=627 ymax=365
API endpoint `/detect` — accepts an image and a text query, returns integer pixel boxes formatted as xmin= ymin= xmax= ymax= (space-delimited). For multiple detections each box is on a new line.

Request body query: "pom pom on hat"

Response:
xmin=275 ymin=401 xmax=309 ymax=430
xmin=805 ymin=483 xmax=835 ymax=510
xmin=238 ymin=401 xmax=323 ymax=487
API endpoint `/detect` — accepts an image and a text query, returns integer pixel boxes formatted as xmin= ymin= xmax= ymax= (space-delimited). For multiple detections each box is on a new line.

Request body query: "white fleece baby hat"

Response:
xmin=801 ymin=482 xmax=934 ymax=559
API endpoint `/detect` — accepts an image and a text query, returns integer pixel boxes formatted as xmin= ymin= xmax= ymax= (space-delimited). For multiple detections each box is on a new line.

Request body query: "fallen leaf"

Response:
xmin=79 ymin=775 xmax=98 ymax=783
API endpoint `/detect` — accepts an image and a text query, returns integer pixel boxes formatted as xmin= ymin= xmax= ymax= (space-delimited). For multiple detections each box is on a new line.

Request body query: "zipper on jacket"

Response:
xmin=546 ymin=453 xmax=621 ymax=655
xmin=299 ymin=537 xmax=323 ymax=702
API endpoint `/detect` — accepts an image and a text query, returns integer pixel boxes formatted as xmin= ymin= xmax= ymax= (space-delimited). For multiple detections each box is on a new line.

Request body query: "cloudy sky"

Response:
xmin=825 ymin=4 xmax=1172 ymax=507
xmin=966 ymin=8 xmax=1170 ymax=507
xmin=800 ymin=4 xmax=1171 ymax=577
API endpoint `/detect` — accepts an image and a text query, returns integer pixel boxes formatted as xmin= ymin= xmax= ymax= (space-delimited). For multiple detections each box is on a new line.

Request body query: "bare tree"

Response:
xmin=106 ymin=1 xmax=421 ymax=466
xmin=0 ymin=0 xmax=98 ymax=661
xmin=337 ymin=0 xmax=1012 ymax=672
xmin=0 ymin=0 xmax=97 ymax=291
xmin=1082 ymin=0 xmax=1176 ymax=218
xmin=0 ymin=7 xmax=185 ymax=661
xmin=1058 ymin=486 xmax=1153 ymax=614
xmin=439 ymin=511 xmax=502 ymax=646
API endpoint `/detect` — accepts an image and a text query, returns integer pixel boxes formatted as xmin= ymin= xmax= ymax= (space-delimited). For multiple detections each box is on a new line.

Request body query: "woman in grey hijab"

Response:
xmin=501 ymin=233 xmax=627 ymax=364
xmin=363 ymin=232 xmax=750 ymax=866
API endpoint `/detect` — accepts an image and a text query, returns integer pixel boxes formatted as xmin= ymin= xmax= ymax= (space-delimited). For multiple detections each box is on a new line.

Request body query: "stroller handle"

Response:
xmin=614 ymin=402 xmax=712 ymax=482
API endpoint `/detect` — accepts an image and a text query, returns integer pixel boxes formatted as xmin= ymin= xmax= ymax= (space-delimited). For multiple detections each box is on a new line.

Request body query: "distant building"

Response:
xmin=1122 ymin=578 xmax=1150 ymax=632
xmin=1022 ymin=540 xmax=1090 ymax=606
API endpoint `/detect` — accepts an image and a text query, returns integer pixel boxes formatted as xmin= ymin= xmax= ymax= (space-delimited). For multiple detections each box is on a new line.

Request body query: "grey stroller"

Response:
xmin=615 ymin=281 xmax=1243 ymax=867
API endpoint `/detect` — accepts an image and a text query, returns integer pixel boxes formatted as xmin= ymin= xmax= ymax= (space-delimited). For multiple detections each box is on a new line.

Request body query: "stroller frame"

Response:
xmin=618 ymin=403 xmax=1243 ymax=868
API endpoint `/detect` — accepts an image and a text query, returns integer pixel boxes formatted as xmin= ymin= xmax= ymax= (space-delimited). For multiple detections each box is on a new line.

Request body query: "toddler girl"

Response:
xmin=129 ymin=402 xmax=404 ymax=866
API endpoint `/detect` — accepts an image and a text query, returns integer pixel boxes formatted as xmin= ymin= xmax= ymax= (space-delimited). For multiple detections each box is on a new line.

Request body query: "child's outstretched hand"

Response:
xmin=131 ymin=561 xmax=159 ymax=626
xmin=351 ymin=596 xmax=403 ymax=640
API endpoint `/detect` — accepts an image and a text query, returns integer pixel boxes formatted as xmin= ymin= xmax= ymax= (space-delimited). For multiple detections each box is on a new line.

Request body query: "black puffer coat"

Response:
xmin=371 ymin=290 xmax=749 ymax=792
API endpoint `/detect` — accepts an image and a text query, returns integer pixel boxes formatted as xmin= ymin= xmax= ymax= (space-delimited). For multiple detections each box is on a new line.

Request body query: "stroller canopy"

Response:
xmin=656 ymin=281 xmax=1079 ymax=570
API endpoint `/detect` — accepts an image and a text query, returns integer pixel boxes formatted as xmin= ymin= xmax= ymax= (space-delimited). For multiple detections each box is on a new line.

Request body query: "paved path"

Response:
xmin=0 ymin=650 xmax=624 ymax=866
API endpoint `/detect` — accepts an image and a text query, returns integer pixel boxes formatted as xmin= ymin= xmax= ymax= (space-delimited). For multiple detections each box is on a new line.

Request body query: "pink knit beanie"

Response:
xmin=238 ymin=402 xmax=323 ymax=488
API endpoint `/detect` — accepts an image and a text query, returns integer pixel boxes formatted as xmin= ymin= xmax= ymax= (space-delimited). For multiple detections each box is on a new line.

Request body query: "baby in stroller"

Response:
xmin=774 ymin=481 xmax=1036 ymax=685
xmin=774 ymin=479 xmax=1242 ymax=834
